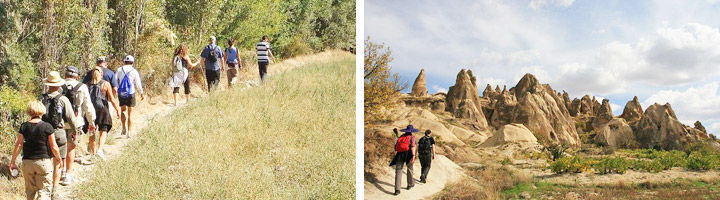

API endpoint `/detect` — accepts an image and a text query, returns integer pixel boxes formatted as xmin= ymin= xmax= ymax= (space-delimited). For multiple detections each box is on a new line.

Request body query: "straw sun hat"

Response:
xmin=42 ymin=71 xmax=66 ymax=87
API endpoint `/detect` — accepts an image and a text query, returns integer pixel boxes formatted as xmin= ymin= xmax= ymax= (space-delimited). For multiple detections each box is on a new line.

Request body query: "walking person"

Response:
xmin=170 ymin=44 xmax=200 ymax=106
xmin=224 ymin=39 xmax=242 ymax=87
xmin=200 ymin=36 xmax=224 ymax=91
xmin=388 ymin=125 xmax=418 ymax=196
xmin=39 ymin=71 xmax=76 ymax=196
xmin=61 ymin=66 xmax=96 ymax=186
xmin=115 ymin=55 xmax=144 ymax=138
xmin=83 ymin=56 xmax=118 ymax=94
xmin=9 ymin=100 xmax=62 ymax=200
xmin=88 ymin=67 xmax=121 ymax=161
xmin=255 ymin=35 xmax=275 ymax=82
xmin=417 ymin=129 xmax=435 ymax=183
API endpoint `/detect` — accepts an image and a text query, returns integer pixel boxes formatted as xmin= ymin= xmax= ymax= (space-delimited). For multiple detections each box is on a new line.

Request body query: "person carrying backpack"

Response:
xmin=388 ymin=124 xmax=418 ymax=196
xmin=88 ymin=67 xmax=121 ymax=161
xmin=200 ymin=36 xmax=224 ymax=91
xmin=224 ymin=39 xmax=242 ymax=87
xmin=40 ymin=71 xmax=76 ymax=196
xmin=417 ymin=129 xmax=435 ymax=183
xmin=256 ymin=35 xmax=275 ymax=82
xmin=115 ymin=55 xmax=144 ymax=138
xmin=170 ymin=44 xmax=200 ymax=106
xmin=61 ymin=66 xmax=96 ymax=186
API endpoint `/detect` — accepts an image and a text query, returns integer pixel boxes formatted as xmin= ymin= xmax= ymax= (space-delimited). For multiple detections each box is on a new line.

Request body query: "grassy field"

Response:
xmin=75 ymin=54 xmax=355 ymax=199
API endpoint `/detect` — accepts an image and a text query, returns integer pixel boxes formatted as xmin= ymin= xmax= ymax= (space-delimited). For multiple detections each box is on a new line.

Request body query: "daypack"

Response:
xmin=118 ymin=68 xmax=135 ymax=98
xmin=418 ymin=136 xmax=433 ymax=154
xmin=173 ymin=56 xmax=184 ymax=72
xmin=206 ymin=45 xmax=219 ymax=63
xmin=89 ymin=80 xmax=107 ymax=110
xmin=62 ymin=82 xmax=84 ymax=113
xmin=41 ymin=94 xmax=64 ymax=129
xmin=395 ymin=134 xmax=413 ymax=152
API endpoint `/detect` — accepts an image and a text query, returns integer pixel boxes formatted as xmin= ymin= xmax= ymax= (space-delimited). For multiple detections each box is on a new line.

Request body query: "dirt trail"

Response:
xmin=364 ymin=155 xmax=465 ymax=200
xmin=54 ymin=51 xmax=349 ymax=199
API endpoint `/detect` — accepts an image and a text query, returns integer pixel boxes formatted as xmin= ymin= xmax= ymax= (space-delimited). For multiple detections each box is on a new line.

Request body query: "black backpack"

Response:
xmin=89 ymin=80 xmax=107 ymax=110
xmin=62 ymin=82 xmax=83 ymax=113
xmin=418 ymin=136 xmax=433 ymax=154
xmin=41 ymin=94 xmax=64 ymax=129
xmin=206 ymin=45 xmax=219 ymax=63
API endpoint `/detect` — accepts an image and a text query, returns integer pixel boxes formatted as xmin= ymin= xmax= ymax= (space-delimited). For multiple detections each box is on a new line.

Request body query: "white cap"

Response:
xmin=124 ymin=55 xmax=135 ymax=62
xmin=210 ymin=36 xmax=216 ymax=43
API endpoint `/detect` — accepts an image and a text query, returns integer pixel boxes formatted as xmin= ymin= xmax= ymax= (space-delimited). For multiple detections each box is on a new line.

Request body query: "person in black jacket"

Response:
xmin=388 ymin=125 xmax=418 ymax=195
xmin=417 ymin=129 xmax=435 ymax=183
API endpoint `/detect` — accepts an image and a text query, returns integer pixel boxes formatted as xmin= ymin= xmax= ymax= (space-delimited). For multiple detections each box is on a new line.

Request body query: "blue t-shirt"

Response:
xmin=83 ymin=67 xmax=118 ymax=88
xmin=201 ymin=44 xmax=224 ymax=71
xmin=225 ymin=47 xmax=238 ymax=64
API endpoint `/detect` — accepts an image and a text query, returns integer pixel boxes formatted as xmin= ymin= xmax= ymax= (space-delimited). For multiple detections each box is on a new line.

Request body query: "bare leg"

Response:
xmin=52 ymin=159 xmax=61 ymax=194
xmin=185 ymin=94 xmax=189 ymax=104
xmin=66 ymin=141 xmax=75 ymax=173
xmin=88 ymin=131 xmax=96 ymax=155
xmin=98 ymin=130 xmax=107 ymax=153
xmin=173 ymin=93 xmax=178 ymax=106
xmin=121 ymin=106 xmax=127 ymax=135
xmin=127 ymin=106 xmax=133 ymax=135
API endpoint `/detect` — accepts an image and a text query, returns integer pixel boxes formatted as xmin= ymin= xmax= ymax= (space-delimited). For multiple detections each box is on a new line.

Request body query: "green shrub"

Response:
xmin=544 ymin=143 xmax=568 ymax=161
xmin=593 ymin=157 xmax=629 ymax=174
xmin=629 ymin=159 xmax=664 ymax=173
xmin=654 ymin=150 xmax=687 ymax=170
xmin=686 ymin=151 xmax=720 ymax=171
xmin=550 ymin=156 xmax=593 ymax=174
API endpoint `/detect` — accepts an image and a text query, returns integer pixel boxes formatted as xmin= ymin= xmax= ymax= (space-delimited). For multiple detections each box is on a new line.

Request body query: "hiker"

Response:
xmin=255 ymin=35 xmax=275 ymax=82
xmin=83 ymin=56 xmax=118 ymax=94
xmin=200 ymin=36 xmax=224 ymax=91
xmin=88 ymin=67 xmax=121 ymax=161
xmin=389 ymin=125 xmax=418 ymax=196
xmin=115 ymin=55 xmax=144 ymax=138
xmin=39 ymin=71 xmax=76 ymax=196
xmin=224 ymin=39 xmax=242 ymax=87
xmin=170 ymin=44 xmax=200 ymax=106
xmin=9 ymin=100 xmax=62 ymax=200
xmin=61 ymin=66 xmax=96 ymax=186
xmin=417 ymin=129 xmax=435 ymax=183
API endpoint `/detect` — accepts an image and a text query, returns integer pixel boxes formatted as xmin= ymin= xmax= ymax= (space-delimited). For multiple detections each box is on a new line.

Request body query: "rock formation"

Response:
xmin=410 ymin=69 xmax=428 ymax=97
xmin=594 ymin=118 xmax=636 ymax=149
xmin=592 ymin=99 xmax=613 ymax=129
xmin=634 ymin=103 xmax=698 ymax=150
xmin=619 ymin=96 xmax=643 ymax=123
xmin=695 ymin=121 xmax=707 ymax=135
xmin=562 ymin=91 xmax=571 ymax=112
xmin=445 ymin=69 xmax=488 ymax=127
xmin=481 ymin=123 xmax=538 ymax=147
xmin=482 ymin=84 xmax=496 ymax=99
xmin=591 ymin=97 xmax=601 ymax=116
xmin=486 ymin=73 xmax=580 ymax=146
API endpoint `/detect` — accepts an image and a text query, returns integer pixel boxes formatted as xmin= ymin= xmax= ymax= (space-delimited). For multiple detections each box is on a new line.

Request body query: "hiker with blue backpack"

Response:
xmin=115 ymin=55 xmax=144 ymax=138
xmin=201 ymin=36 xmax=225 ymax=91
xmin=389 ymin=125 xmax=418 ymax=196
xmin=40 ymin=71 xmax=77 ymax=197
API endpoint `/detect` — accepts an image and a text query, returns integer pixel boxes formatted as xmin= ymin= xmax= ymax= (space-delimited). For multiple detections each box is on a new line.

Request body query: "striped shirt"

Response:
xmin=256 ymin=41 xmax=271 ymax=63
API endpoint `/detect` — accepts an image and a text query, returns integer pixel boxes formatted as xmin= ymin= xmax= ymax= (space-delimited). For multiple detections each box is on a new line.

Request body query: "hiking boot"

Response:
xmin=420 ymin=179 xmax=426 ymax=183
xmin=394 ymin=190 xmax=400 ymax=195
xmin=407 ymin=185 xmax=413 ymax=190
xmin=60 ymin=173 xmax=74 ymax=186
xmin=96 ymin=150 xmax=106 ymax=160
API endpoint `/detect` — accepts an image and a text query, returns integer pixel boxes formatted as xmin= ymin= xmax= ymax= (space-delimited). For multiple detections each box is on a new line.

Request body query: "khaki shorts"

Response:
xmin=227 ymin=63 xmax=239 ymax=85
xmin=66 ymin=127 xmax=80 ymax=147
xmin=22 ymin=158 xmax=53 ymax=200
xmin=54 ymin=129 xmax=67 ymax=158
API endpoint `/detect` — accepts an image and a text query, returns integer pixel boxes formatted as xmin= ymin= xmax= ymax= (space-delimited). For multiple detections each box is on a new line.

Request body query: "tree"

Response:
xmin=364 ymin=37 xmax=406 ymax=122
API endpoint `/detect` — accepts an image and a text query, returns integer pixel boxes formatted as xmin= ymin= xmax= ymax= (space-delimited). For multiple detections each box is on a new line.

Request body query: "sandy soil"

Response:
xmin=364 ymin=155 xmax=465 ymax=200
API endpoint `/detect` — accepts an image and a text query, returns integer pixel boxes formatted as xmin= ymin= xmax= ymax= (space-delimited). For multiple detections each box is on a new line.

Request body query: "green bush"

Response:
xmin=654 ymin=150 xmax=687 ymax=170
xmin=686 ymin=151 xmax=720 ymax=171
xmin=544 ymin=143 xmax=568 ymax=161
xmin=593 ymin=157 xmax=629 ymax=174
xmin=550 ymin=156 xmax=593 ymax=174
xmin=629 ymin=159 xmax=664 ymax=173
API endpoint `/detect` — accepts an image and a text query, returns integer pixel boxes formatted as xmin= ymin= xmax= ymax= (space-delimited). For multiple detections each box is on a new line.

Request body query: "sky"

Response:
xmin=366 ymin=0 xmax=720 ymax=135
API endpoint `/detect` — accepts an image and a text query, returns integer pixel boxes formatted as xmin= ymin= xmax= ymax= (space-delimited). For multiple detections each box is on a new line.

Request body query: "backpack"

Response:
xmin=62 ymin=82 xmax=83 ymax=113
xmin=206 ymin=45 xmax=219 ymax=63
xmin=173 ymin=56 xmax=183 ymax=72
xmin=118 ymin=67 xmax=135 ymax=98
xmin=41 ymin=94 xmax=64 ymax=129
xmin=395 ymin=134 xmax=413 ymax=152
xmin=418 ymin=136 xmax=433 ymax=154
xmin=89 ymin=80 xmax=107 ymax=110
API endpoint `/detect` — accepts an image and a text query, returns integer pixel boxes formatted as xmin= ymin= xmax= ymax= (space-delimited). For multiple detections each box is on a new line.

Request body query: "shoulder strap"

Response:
xmin=72 ymin=82 xmax=83 ymax=92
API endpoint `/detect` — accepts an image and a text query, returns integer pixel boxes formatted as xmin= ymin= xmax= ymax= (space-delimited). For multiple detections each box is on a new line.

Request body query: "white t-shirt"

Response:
xmin=115 ymin=65 xmax=144 ymax=95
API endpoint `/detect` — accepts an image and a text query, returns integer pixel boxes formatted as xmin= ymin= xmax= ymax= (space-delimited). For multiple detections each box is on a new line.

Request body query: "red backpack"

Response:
xmin=395 ymin=134 xmax=413 ymax=152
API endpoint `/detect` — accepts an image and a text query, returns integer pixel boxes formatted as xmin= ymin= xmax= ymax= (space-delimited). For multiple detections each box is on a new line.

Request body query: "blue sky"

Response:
xmin=366 ymin=0 xmax=720 ymax=134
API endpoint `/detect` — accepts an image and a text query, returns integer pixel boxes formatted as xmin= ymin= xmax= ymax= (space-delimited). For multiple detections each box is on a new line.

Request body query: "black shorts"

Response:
xmin=119 ymin=94 xmax=136 ymax=107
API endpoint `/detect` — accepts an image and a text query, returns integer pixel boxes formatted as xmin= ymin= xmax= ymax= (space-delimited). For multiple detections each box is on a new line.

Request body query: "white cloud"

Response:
xmin=709 ymin=122 xmax=720 ymax=135
xmin=432 ymin=85 xmax=447 ymax=94
xmin=478 ymin=77 xmax=507 ymax=89
xmin=641 ymin=82 xmax=720 ymax=125
xmin=610 ymin=103 xmax=622 ymax=114
xmin=529 ymin=0 xmax=575 ymax=11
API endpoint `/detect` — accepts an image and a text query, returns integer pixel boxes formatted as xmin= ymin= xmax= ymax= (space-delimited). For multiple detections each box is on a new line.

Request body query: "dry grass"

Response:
xmin=434 ymin=163 xmax=533 ymax=200
xmin=74 ymin=53 xmax=355 ymax=199
xmin=363 ymin=128 xmax=395 ymax=182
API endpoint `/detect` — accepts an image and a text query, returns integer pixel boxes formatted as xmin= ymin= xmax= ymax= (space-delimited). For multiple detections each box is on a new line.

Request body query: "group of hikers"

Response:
xmin=7 ymin=35 xmax=276 ymax=200
xmin=390 ymin=124 xmax=436 ymax=196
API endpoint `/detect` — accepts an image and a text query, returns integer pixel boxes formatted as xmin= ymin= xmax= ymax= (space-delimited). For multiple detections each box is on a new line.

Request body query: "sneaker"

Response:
xmin=394 ymin=190 xmax=400 ymax=196
xmin=60 ymin=173 xmax=74 ymax=186
xmin=96 ymin=150 xmax=106 ymax=160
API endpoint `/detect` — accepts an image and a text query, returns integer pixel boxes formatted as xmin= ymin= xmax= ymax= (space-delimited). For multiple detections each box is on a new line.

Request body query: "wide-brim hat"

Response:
xmin=400 ymin=124 xmax=419 ymax=133
xmin=43 ymin=71 xmax=66 ymax=86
